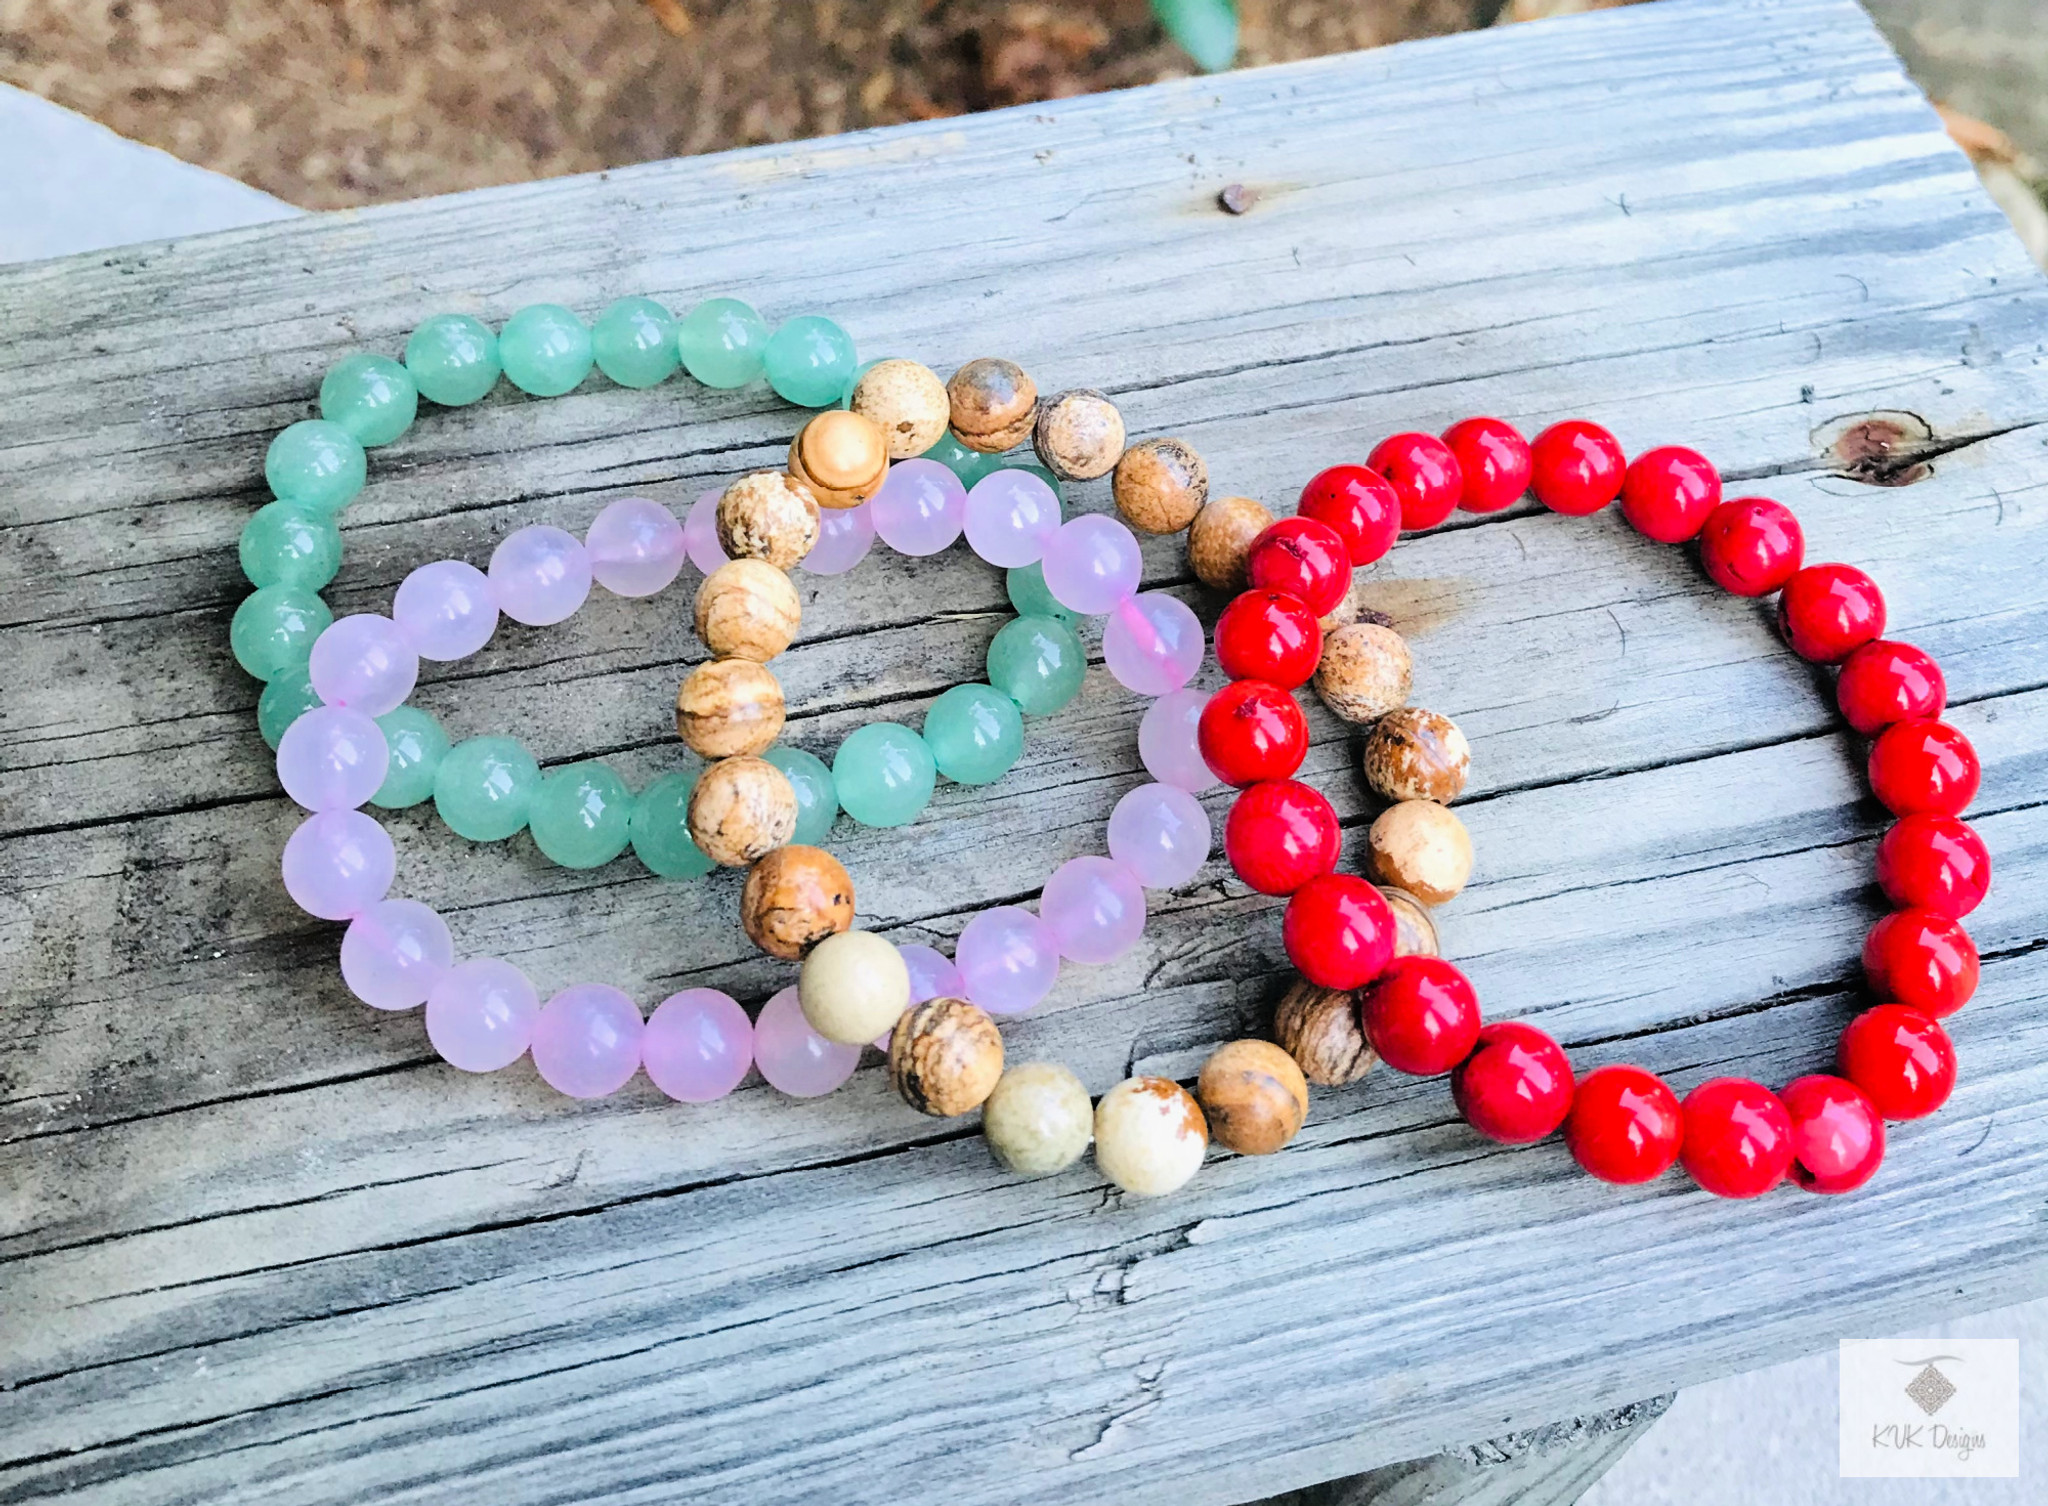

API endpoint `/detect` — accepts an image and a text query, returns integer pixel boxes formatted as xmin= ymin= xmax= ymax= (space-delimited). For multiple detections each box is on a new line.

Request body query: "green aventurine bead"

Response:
xmin=920 ymin=431 xmax=998 ymax=488
xmin=405 ymin=313 xmax=501 ymax=406
xmin=923 ymin=684 xmax=1025 ymax=786
xmin=231 ymin=585 xmax=332 ymax=681
xmin=433 ymin=735 xmax=542 ymax=842
xmin=678 ymin=297 xmax=769 ymax=389
xmin=763 ymin=315 xmax=857 ymax=408
xmin=257 ymin=665 xmax=322 ymax=749
xmin=592 ymin=297 xmax=681 ymax=388
xmin=318 ymin=352 xmax=418 ymax=446
xmin=987 ymin=615 xmax=1086 ymax=715
xmin=499 ymin=304 xmax=594 ymax=397
xmin=1006 ymin=561 xmax=1079 ymax=627
xmin=265 ymin=419 xmax=366 ymax=515
xmin=529 ymin=760 xmax=633 ymax=868
xmin=832 ymin=723 xmax=937 ymax=828
xmin=764 ymin=746 xmax=839 ymax=846
xmin=240 ymin=501 xmax=342 ymax=590
xmin=371 ymin=706 xmax=450 ymax=809
xmin=629 ymin=769 xmax=715 ymax=879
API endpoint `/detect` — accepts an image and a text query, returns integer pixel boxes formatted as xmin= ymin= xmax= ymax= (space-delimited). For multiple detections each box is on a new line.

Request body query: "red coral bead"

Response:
xmin=1679 ymin=1077 xmax=1794 ymax=1198
xmin=1836 ymin=640 xmax=1946 ymax=736
xmin=1214 ymin=590 xmax=1323 ymax=689
xmin=1283 ymin=874 xmax=1395 ymax=991
xmin=1876 ymin=814 xmax=1991 ymax=918
xmin=1297 ymin=465 xmax=1402 ymax=567
xmin=1360 ymin=956 xmax=1483 ymax=1076
xmin=1441 ymin=417 xmax=1532 ymax=514
xmin=1245 ymin=516 xmax=1353 ymax=618
xmin=1839 ymin=1004 xmax=1956 ymax=1120
xmin=1564 ymin=1064 xmax=1684 ymax=1184
xmin=1868 ymin=718 xmax=1980 ymax=817
xmin=1777 ymin=563 xmax=1886 ymax=663
xmin=1697 ymin=497 xmax=1804 ymax=597
xmin=1529 ymin=420 xmax=1626 ymax=516
xmin=1780 ymin=1074 xmax=1886 ymax=1194
xmin=1451 ymin=1021 xmax=1575 ymax=1144
xmin=1197 ymin=679 xmax=1309 ymax=788
xmin=1367 ymin=432 xmax=1464 ymax=531
xmin=1619 ymin=446 xmax=1721 ymax=543
xmin=1863 ymin=908 xmax=1979 ymax=1019
xmin=1223 ymin=779 xmax=1341 ymax=896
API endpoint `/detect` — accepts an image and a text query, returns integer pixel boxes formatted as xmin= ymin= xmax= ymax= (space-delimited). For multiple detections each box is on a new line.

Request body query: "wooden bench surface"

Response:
xmin=5 ymin=0 xmax=2048 ymax=1500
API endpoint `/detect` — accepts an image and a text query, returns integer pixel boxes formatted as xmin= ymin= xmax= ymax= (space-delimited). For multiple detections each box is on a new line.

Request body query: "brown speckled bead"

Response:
xmin=1272 ymin=976 xmax=1376 ymax=1086
xmin=1317 ymin=572 xmax=1371 ymax=633
xmin=694 ymin=559 xmax=801 ymax=663
xmin=1362 ymin=707 xmax=1471 ymax=805
xmin=716 ymin=471 xmax=821 ymax=567
xmin=889 ymin=996 xmax=1005 ymax=1118
xmin=1033 ymin=388 xmax=1126 ymax=481
xmin=1312 ymin=622 xmax=1413 ymax=724
xmin=740 ymin=844 xmax=854 ymax=960
xmin=1196 ymin=1040 xmax=1310 ymax=1155
xmin=676 ymin=658 xmax=786 ymax=759
xmin=1112 ymin=437 xmax=1210 ymax=534
xmin=1093 ymin=1077 xmax=1208 ymax=1197
xmin=787 ymin=410 xmax=890 ymax=509
xmin=850 ymin=359 xmax=950 ymax=459
xmin=1378 ymin=886 xmax=1441 ymax=958
xmin=1187 ymin=495 xmax=1274 ymax=592
xmin=686 ymin=755 xmax=797 ymax=868
xmin=946 ymin=358 xmax=1038 ymax=453
xmin=1366 ymin=800 xmax=1473 ymax=906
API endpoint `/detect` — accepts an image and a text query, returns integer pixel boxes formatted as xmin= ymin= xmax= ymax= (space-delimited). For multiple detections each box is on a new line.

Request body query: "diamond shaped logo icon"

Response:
xmin=1904 ymin=1363 xmax=1958 ymax=1416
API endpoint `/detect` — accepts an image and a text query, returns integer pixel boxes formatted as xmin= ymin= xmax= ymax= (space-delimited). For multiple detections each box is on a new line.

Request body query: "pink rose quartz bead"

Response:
xmin=489 ymin=524 xmax=592 ymax=626
xmin=339 ymin=898 xmax=453 ymax=1011
xmin=955 ymin=905 xmax=1060 ymax=1016
xmin=308 ymin=614 xmax=418 ymax=715
xmin=964 ymin=468 xmax=1062 ymax=568
xmin=531 ymin=984 xmax=644 ymax=1098
xmin=426 ymin=957 xmax=540 ymax=1072
xmin=801 ymin=499 xmax=877 ymax=576
xmin=1041 ymin=856 xmax=1147 ymax=965
xmin=392 ymin=559 xmax=499 ymax=661
xmin=282 ymin=808 xmax=395 ymax=920
xmin=877 ymin=942 xmax=967 ymax=1047
xmin=586 ymin=496 xmax=687 ymax=598
xmin=683 ymin=489 xmax=730 ymax=575
xmin=754 ymin=985 xmax=859 ymax=1097
xmin=871 ymin=458 xmax=967 ymax=557
xmin=1139 ymin=686 xmax=1217 ymax=793
xmin=1041 ymin=514 xmax=1142 ymax=615
xmin=276 ymin=704 xmax=389 ymax=811
xmin=1103 ymin=591 xmax=1204 ymax=696
xmin=643 ymin=988 xmax=753 ymax=1103
xmin=1107 ymin=782 xmax=1212 ymax=889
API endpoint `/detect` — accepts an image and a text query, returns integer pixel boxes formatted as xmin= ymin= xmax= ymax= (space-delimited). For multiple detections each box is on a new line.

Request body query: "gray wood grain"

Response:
xmin=4 ymin=1 xmax=2048 ymax=1503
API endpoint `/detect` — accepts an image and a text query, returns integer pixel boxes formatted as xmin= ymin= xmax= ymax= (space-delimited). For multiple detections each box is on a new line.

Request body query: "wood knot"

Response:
xmin=1820 ymin=411 xmax=1935 ymax=487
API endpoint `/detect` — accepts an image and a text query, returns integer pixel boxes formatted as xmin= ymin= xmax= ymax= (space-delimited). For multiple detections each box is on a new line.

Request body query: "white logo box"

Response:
xmin=1840 ymin=1337 xmax=2020 ymax=1478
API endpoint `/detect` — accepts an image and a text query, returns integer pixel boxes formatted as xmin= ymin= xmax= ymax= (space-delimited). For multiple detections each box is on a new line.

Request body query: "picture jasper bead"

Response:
xmin=1094 ymin=1077 xmax=1208 ymax=1197
xmin=1188 ymin=495 xmax=1275 ymax=593
xmin=741 ymin=844 xmax=854 ymax=960
xmin=1366 ymin=800 xmax=1473 ymax=906
xmin=947 ymin=357 xmax=1038 ymax=453
xmin=889 ymin=996 xmax=1005 ymax=1118
xmin=788 ymin=409 xmax=890 ymax=508
xmin=716 ymin=471 xmax=821 ymax=568
xmin=850 ymin=358 xmax=950 ymax=459
xmin=676 ymin=658 xmax=786 ymax=758
xmin=1113 ymin=437 xmax=1210 ymax=534
xmin=982 ymin=1062 xmax=1094 ymax=1176
xmin=1362 ymin=708 xmax=1471 ymax=804
xmin=686 ymin=754 xmax=798 ymax=867
xmin=1272 ymin=975 xmax=1376 ymax=1086
xmin=1378 ymin=886 xmax=1441 ymax=958
xmin=1033 ymin=389 xmax=1126 ymax=481
xmin=800 ymin=929 xmax=911 ymax=1045
xmin=1313 ymin=622 xmax=1413 ymax=724
xmin=694 ymin=558 xmax=801 ymax=662
xmin=1197 ymin=1039 xmax=1309 ymax=1155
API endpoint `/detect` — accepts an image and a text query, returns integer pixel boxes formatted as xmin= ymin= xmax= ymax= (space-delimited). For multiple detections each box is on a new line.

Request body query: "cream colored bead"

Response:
xmin=685 ymin=755 xmax=797 ymax=868
xmin=1362 ymin=707 xmax=1471 ymax=804
xmin=787 ymin=410 xmax=890 ymax=508
xmin=850 ymin=358 xmax=950 ymax=458
xmin=694 ymin=558 xmax=801 ymax=662
xmin=1366 ymin=800 xmax=1473 ymax=906
xmin=1187 ymin=495 xmax=1274 ymax=593
xmin=676 ymin=658 xmax=785 ymax=758
xmin=1033 ymin=388 xmax=1125 ymax=481
xmin=982 ymin=1062 xmax=1094 ymax=1177
xmin=1313 ymin=622 xmax=1413 ymax=724
xmin=1093 ymin=1077 xmax=1208 ymax=1197
xmin=798 ymin=930 xmax=911 ymax=1045
xmin=716 ymin=471 xmax=820 ymax=567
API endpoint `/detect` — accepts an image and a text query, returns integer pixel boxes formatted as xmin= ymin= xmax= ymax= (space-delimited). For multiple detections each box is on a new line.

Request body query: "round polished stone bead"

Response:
xmin=1778 ymin=563 xmax=1885 ymax=663
xmin=1103 ymin=591 xmax=1204 ymax=696
xmin=764 ymin=315 xmax=857 ymax=407
xmin=1679 ymin=1077 xmax=1794 ymax=1198
xmin=1282 ymin=874 xmax=1394 ymax=990
xmin=1876 ymin=813 xmax=1991 ymax=917
xmin=591 ymin=296 xmax=681 ymax=388
xmin=1869 ymin=718 xmax=1980 ymax=818
xmin=309 ymin=614 xmax=418 ymax=715
xmin=1529 ymin=420 xmax=1626 ymax=517
xmin=1839 ymin=1004 xmax=1956 ymax=1120
xmin=1214 ymin=589 xmax=1321 ymax=688
xmin=531 ymin=984 xmax=644 ymax=1098
xmin=340 ymin=898 xmax=453 ymax=1010
xmin=1564 ymin=1064 xmax=1684 ymax=1184
xmin=265 ymin=419 xmax=367 ymax=515
xmin=498 ymin=303 xmax=593 ymax=397
xmin=1441 ymin=417 xmax=1532 ymax=514
xmin=1107 ymin=782 xmax=1211 ymax=888
xmin=1698 ymin=496 xmax=1804 ymax=597
xmin=1042 ymin=514 xmax=1142 ymax=615
xmin=1139 ymin=686 xmax=1216 ymax=792
xmin=1367 ymin=431 xmax=1464 ymax=530
xmin=1245 ymin=516 xmax=1351 ymax=618
xmin=1620 ymin=446 xmax=1720 ymax=543
xmin=232 ymin=585 xmax=333 ymax=681
xmin=585 ymin=496 xmax=686 ymax=598
xmin=987 ymin=615 xmax=1086 ymax=716
xmin=426 ymin=957 xmax=540 ymax=1073
xmin=762 ymin=746 xmax=840 ymax=847
xmin=678 ymin=297 xmax=770 ymax=388
xmin=1298 ymin=464 xmax=1401 ymax=567
xmin=923 ymin=683 xmax=1025 ymax=786
xmin=964 ymin=468 xmax=1062 ymax=567
xmin=1863 ymin=908 xmax=1978 ymax=1019
xmin=277 ymin=704 xmax=389 ymax=811
xmin=393 ymin=559 xmax=499 ymax=661
xmin=405 ymin=313 xmax=501 ymax=406
xmin=754 ymin=984 xmax=859 ymax=1097
xmin=1223 ymin=778 xmax=1339 ymax=896
xmin=901 ymin=944 xmax=965 ymax=1005
xmin=1041 ymin=856 xmax=1146 ymax=965
xmin=319 ymin=352 xmax=418 ymax=446
xmin=257 ymin=665 xmax=322 ymax=749
xmin=833 ymin=722 xmax=937 ymax=827
xmin=371 ymin=705 xmax=450 ymax=809
xmin=282 ymin=808 xmax=394 ymax=920
xmin=1360 ymin=956 xmax=1482 ymax=1076
xmin=1198 ymin=678 xmax=1309 ymax=788
xmin=871 ymin=457 xmax=967 ymax=556
xmin=919 ymin=431 xmax=999 ymax=488
xmin=956 ymin=905 xmax=1060 ymax=1015
xmin=1451 ymin=1021 xmax=1575 ymax=1145
xmin=643 ymin=989 xmax=753 ymax=1102
xmin=802 ymin=499 xmax=877 ymax=576
xmin=628 ymin=769 xmax=716 ymax=879
xmin=529 ymin=761 xmax=634 ymax=868
xmin=1781 ymin=1073 xmax=1885 ymax=1193
xmin=682 ymin=488 xmax=731 ymax=575
xmin=1005 ymin=560 xmax=1079 ymax=626
xmin=240 ymin=501 xmax=342 ymax=590
xmin=433 ymin=735 xmax=542 ymax=841
xmin=488 ymin=524 xmax=592 ymax=626
xmin=1837 ymin=639 xmax=1946 ymax=735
